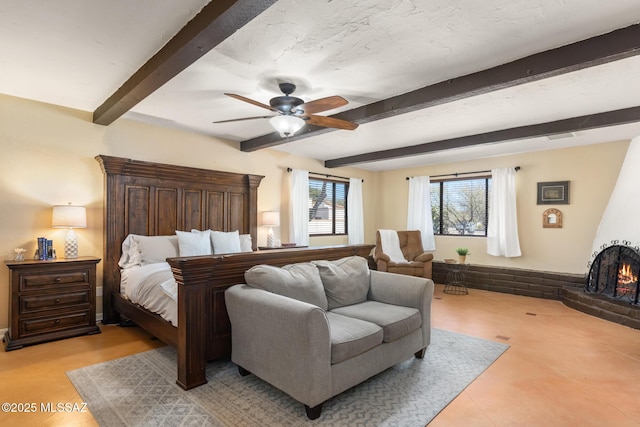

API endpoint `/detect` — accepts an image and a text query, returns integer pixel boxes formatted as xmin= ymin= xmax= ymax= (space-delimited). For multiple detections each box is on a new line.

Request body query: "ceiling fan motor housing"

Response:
xmin=270 ymin=96 xmax=304 ymax=114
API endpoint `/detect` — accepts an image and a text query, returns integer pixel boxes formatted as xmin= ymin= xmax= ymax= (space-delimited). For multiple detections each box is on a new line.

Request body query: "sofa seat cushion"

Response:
xmin=326 ymin=312 xmax=383 ymax=364
xmin=313 ymin=256 xmax=370 ymax=310
xmin=330 ymin=301 xmax=421 ymax=343
xmin=244 ymin=263 xmax=328 ymax=310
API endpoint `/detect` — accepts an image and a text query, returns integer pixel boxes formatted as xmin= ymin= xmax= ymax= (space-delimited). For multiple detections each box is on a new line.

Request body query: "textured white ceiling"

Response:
xmin=1 ymin=0 xmax=640 ymax=170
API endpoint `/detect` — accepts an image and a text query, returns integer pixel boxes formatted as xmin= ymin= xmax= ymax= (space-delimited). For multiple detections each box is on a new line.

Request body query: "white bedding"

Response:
xmin=120 ymin=262 xmax=178 ymax=326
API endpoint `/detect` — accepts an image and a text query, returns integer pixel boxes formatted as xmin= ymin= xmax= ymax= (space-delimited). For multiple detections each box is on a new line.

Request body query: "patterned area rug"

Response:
xmin=67 ymin=328 xmax=508 ymax=426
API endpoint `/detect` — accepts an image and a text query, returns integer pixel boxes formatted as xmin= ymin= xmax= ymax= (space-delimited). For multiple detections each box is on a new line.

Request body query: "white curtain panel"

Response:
xmin=487 ymin=167 xmax=522 ymax=257
xmin=407 ymin=176 xmax=436 ymax=251
xmin=347 ymin=177 xmax=364 ymax=244
xmin=289 ymin=169 xmax=309 ymax=246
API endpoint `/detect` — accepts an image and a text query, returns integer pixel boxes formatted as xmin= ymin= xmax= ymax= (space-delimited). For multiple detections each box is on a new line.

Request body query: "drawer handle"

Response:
xmin=55 ymin=319 xmax=60 ymax=324
xmin=55 ymin=298 xmax=61 ymax=303
xmin=55 ymin=277 xmax=61 ymax=283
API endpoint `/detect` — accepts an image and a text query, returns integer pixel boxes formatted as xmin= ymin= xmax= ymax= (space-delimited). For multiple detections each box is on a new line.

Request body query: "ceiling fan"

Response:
xmin=214 ymin=82 xmax=359 ymax=137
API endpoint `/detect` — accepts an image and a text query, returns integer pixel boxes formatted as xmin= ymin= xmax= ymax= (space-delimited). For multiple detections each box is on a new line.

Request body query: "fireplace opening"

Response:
xmin=586 ymin=244 xmax=640 ymax=305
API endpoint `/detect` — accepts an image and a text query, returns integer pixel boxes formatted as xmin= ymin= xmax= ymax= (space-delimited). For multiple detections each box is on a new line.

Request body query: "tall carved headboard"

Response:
xmin=96 ymin=155 xmax=264 ymax=323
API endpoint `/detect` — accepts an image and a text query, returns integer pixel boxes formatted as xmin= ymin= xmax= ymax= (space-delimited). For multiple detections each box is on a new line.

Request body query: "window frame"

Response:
xmin=308 ymin=177 xmax=349 ymax=237
xmin=430 ymin=174 xmax=491 ymax=237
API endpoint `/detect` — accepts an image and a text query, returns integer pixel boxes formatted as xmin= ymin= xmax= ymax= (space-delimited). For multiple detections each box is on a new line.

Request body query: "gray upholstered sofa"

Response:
xmin=225 ymin=255 xmax=434 ymax=419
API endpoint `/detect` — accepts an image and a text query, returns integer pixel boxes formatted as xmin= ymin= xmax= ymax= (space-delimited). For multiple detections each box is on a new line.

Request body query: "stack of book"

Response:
xmin=36 ymin=238 xmax=55 ymax=260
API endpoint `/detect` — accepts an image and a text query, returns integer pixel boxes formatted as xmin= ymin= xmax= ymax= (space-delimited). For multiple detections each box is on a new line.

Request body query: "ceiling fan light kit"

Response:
xmin=270 ymin=115 xmax=305 ymax=137
xmin=217 ymin=82 xmax=358 ymax=138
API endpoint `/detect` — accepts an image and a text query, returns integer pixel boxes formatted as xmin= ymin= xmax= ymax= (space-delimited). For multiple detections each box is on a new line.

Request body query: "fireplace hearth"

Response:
xmin=586 ymin=242 xmax=640 ymax=306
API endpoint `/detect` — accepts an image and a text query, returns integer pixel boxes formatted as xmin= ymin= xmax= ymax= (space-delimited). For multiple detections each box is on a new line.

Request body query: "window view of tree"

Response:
xmin=430 ymin=177 xmax=491 ymax=236
xmin=309 ymin=178 xmax=348 ymax=235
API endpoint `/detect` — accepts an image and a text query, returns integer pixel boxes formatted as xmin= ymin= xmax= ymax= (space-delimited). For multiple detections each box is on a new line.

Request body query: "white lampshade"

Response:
xmin=261 ymin=211 xmax=280 ymax=227
xmin=269 ymin=115 xmax=305 ymax=137
xmin=52 ymin=204 xmax=87 ymax=229
xmin=262 ymin=211 xmax=280 ymax=247
xmin=52 ymin=204 xmax=86 ymax=259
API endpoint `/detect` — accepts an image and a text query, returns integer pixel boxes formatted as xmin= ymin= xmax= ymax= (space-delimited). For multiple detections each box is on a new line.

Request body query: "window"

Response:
xmin=431 ymin=176 xmax=491 ymax=236
xmin=309 ymin=178 xmax=348 ymax=235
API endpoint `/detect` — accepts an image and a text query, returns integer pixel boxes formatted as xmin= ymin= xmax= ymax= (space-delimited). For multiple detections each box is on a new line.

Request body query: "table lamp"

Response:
xmin=52 ymin=203 xmax=87 ymax=258
xmin=261 ymin=211 xmax=280 ymax=247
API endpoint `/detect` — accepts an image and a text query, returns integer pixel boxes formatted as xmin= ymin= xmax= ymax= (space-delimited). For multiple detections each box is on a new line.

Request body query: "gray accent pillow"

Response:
xmin=244 ymin=263 xmax=328 ymax=310
xmin=313 ymin=256 xmax=370 ymax=310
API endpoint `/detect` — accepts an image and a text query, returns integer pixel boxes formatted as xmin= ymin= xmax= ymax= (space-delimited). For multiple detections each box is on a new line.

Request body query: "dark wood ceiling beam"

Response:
xmin=324 ymin=106 xmax=640 ymax=168
xmin=93 ymin=0 xmax=278 ymax=125
xmin=241 ymin=23 xmax=640 ymax=152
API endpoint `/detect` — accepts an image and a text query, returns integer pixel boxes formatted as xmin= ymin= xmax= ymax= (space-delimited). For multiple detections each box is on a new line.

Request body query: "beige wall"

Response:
xmin=0 ymin=95 xmax=377 ymax=329
xmin=377 ymin=141 xmax=629 ymax=274
xmin=0 ymin=93 xmax=632 ymax=330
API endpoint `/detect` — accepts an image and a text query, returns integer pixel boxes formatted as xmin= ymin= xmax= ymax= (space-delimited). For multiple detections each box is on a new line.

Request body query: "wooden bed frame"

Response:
xmin=96 ymin=155 xmax=374 ymax=389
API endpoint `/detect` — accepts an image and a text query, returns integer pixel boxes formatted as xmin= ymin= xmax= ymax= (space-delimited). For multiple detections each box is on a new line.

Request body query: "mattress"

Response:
xmin=120 ymin=262 xmax=178 ymax=326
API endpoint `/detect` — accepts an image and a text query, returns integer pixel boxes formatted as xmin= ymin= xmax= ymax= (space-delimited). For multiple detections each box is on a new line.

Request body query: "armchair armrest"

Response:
xmin=368 ymin=270 xmax=434 ymax=347
xmin=373 ymin=252 xmax=390 ymax=262
xmin=414 ymin=252 xmax=434 ymax=262
xmin=225 ymin=285 xmax=332 ymax=407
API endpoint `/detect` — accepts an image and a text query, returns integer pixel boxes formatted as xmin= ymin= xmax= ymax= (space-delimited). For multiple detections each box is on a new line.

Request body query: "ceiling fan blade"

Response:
xmin=307 ymin=115 xmax=359 ymax=130
xmin=295 ymin=95 xmax=348 ymax=115
xmin=213 ymin=116 xmax=273 ymax=124
xmin=224 ymin=93 xmax=279 ymax=112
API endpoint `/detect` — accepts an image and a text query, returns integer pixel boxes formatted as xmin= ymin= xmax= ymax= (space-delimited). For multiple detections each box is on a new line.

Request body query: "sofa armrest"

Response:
xmin=368 ymin=270 xmax=434 ymax=347
xmin=225 ymin=285 xmax=332 ymax=407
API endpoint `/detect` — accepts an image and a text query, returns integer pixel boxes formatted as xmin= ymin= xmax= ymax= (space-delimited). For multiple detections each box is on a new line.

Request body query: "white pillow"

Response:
xmin=118 ymin=234 xmax=142 ymax=268
xmin=210 ymin=230 xmax=242 ymax=254
xmin=239 ymin=234 xmax=253 ymax=252
xmin=176 ymin=230 xmax=212 ymax=256
xmin=130 ymin=235 xmax=179 ymax=265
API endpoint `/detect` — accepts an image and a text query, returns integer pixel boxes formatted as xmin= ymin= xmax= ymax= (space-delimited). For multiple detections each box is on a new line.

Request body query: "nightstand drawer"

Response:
xmin=19 ymin=270 xmax=89 ymax=291
xmin=19 ymin=311 xmax=91 ymax=337
xmin=20 ymin=290 xmax=90 ymax=314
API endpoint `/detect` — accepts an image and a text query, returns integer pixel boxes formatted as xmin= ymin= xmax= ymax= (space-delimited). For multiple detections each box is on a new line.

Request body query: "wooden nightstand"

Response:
xmin=4 ymin=257 xmax=101 ymax=351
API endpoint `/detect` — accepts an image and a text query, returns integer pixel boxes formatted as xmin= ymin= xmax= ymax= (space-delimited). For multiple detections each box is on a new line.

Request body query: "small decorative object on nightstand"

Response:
xmin=13 ymin=248 xmax=26 ymax=261
xmin=4 ymin=257 xmax=101 ymax=351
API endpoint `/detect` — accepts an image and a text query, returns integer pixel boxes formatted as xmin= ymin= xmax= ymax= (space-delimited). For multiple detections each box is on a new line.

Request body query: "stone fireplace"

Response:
xmin=586 ymin=243 xmax=640 ymax=306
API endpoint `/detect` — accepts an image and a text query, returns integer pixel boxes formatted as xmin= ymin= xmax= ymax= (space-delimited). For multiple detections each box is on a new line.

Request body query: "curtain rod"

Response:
xmin=406 ymin=166 xmax=520 ymax=180
xmin=287 ymin=168 xmax=363 ymax=182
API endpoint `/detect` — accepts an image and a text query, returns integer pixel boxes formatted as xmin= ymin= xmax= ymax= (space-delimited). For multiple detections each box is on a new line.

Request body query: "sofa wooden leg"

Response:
xmin=304 ymin=403 xmax=323 ymax=420
xmin=415 ymin=347 xmax=426 ymax=359
xmin=238 ymin=365 xmax=251 ymax=376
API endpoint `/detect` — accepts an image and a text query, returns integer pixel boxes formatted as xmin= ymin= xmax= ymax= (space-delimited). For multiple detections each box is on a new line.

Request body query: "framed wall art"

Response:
xmin=542 ymin=208 xmax=563 ymax=228
xmin=537 ymin=181 xmax=569 ymax=205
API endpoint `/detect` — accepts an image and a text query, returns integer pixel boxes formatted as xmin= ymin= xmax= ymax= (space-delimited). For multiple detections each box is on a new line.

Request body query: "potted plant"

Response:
xmin=456 ymin=247 xmax=469 ymax=264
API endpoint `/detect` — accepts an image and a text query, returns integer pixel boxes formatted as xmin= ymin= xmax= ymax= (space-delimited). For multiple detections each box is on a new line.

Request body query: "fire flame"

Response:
xmin=617 ymin=263 xmax=638 ymax=295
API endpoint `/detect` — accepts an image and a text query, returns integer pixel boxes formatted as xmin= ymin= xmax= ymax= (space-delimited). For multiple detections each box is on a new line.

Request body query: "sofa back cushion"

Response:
xmin=313 ymin=256 xmax=370 ymax=310
xmin=244 ymin=263 xmax=328 ymax=310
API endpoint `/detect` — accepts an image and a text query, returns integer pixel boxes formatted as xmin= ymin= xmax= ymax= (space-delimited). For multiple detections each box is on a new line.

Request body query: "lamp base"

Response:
xmin=267 ymin=227 xmax=274 ymax=248
xmin=64 ymin=229 xmax=79 ymax=259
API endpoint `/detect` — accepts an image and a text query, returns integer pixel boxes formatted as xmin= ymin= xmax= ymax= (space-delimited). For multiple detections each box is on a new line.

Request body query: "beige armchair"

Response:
xmin=374 ymin=230 xmax=434 ymax=278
